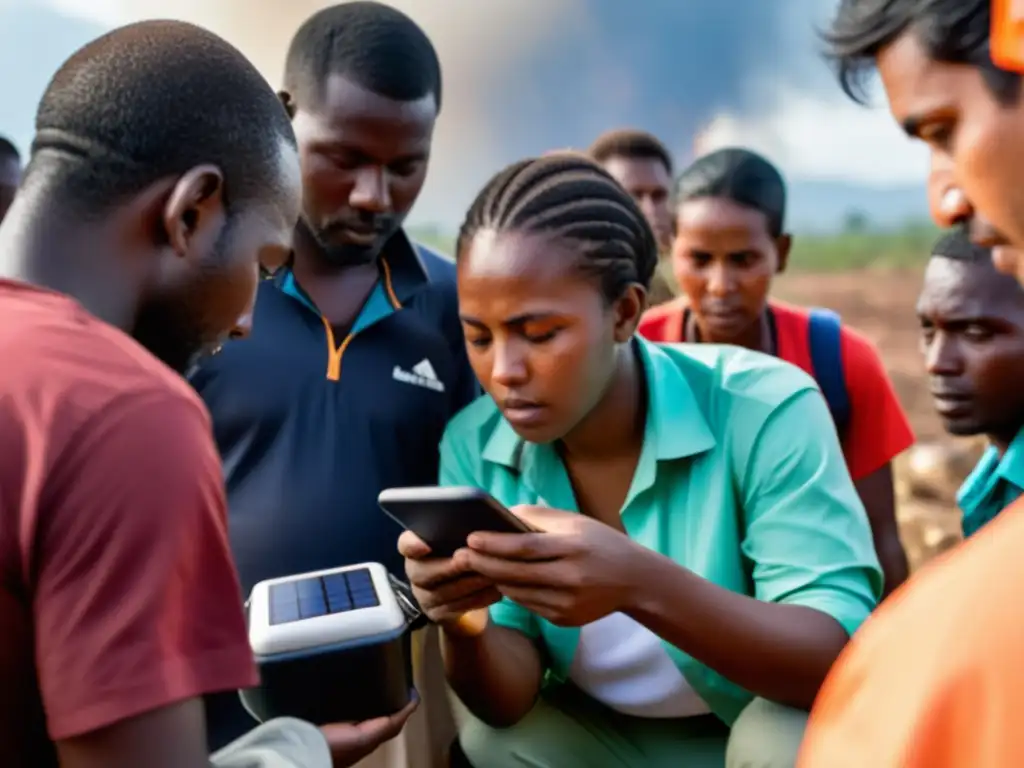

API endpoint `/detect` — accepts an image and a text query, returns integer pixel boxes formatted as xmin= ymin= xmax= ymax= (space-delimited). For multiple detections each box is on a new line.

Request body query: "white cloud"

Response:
xmin=33 ymin=0 xmax=930 ymax=225
xmin=45 ymin=0 xmax=127 ymax=27
xmin=38 ymin=0 xmax=582 ymax=226
xmin=697 ymin=87 xmax=930 ymax=187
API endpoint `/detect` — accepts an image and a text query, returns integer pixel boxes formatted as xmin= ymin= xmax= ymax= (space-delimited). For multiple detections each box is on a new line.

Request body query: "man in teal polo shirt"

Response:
xmin=917 ymin=229 xmax=1024 ymax=537
xmin=402 ymin=154 xmax=881 ymax=767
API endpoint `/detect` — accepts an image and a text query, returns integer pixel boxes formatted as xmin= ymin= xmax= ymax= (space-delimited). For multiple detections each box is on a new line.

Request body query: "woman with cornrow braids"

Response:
xmin=400 ymin=154 xmax=882 ymax=768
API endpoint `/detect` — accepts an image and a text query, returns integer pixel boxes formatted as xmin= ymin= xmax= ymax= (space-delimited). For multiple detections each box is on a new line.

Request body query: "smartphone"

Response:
xmin=377 ymin=486 xmax=536 ymax=558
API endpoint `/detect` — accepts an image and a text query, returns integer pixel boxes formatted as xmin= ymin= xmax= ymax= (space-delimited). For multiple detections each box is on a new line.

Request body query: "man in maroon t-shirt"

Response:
xmin=0 ymin=19 xmax=413 ymax=768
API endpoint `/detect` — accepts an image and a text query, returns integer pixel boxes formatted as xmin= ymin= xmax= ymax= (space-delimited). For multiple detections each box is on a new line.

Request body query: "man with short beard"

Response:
xmin=917 ymin=230 xmax=1024 ymax=539
xmin=0 ymin=18 xmax=414 ymax=768
xmin=798 ymin=1 xmax=1024 ymax=765
xmin=589 ymin=129 xmax=678 ymax=306
xmin=191 ymin=2 xmax=477 ymax=752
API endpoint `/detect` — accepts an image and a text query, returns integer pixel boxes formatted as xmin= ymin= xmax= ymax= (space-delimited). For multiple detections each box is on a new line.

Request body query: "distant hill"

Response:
xmin=410 ymin=179 xmax=930 ymax=248
xmin=408 ymin=218 xmax=941 ymax=274
xmin=788 ymin=180 xmax=928 ymax=234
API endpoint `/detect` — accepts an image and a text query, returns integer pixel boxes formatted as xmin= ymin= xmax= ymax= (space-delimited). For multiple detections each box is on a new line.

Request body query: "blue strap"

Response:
xmin=807 ymin=308 xmax=851 ymax=437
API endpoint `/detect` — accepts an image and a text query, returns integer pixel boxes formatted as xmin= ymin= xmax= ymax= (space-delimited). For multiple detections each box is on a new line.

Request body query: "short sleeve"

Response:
xmin=840 ymin=329 xmax=915 ymax=480
xmin=437 ymin=424 xmax=541 ymax=640
xmin=740 ymin=389 xmax=883 ymax=637
xmin=33 ymin=391 xmax=256 ymax=740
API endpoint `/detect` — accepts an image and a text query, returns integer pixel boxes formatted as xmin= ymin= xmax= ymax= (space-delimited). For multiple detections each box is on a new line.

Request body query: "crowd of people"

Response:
xmin=1 ymin=0 xmax=1024 ymax=766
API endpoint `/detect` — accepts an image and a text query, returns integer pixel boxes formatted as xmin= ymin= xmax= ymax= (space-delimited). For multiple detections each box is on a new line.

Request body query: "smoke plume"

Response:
xmin=43 ymin=0 xmax=833 ymax=225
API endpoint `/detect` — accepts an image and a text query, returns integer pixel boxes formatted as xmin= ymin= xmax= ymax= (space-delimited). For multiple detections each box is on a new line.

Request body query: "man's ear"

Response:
xmin=775 ymin=234 xmax=792 ymax=275
xmin=162 ymin=164 xmax=225 ymax=260
xmin=278 ymin=90 xmax=296 ymax=119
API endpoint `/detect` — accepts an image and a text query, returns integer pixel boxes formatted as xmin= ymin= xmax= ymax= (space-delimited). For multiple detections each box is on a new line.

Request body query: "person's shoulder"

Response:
xmin=413 ymin=240 xmax=457 ymax=303
xmin=442 ymin=393 xmax=502 ymax=447
xmin=415 ymin=241 xmax=456 ymax=282
xmin=858 ymin=500 xmax=1024 ymax=654
xmin=767 ymin=298 xmax=810 ymax=324
xmin=771 ymin=299 xmax=885 ymax=369
xmin=0 ymin=282 xmax=206 ymax=426
xmin=658 ymin=339 xmax=819 ymax=410
xmin=409 ymin=240 xmax=459 ymax=311
xmin=836 ymin=316 xmax=890 ymax=381
xmin=408 ymin=242 xmax=470 ymax=355
xmin=648 ymin=341 xmax=826 ymax=470
xmin=771 ymin=299 xmax=891 ymax=386
xmin=441 ymin=391 xmax=519 ymax=469
xmin=802 ymin=505 xmax=1024 ymax=766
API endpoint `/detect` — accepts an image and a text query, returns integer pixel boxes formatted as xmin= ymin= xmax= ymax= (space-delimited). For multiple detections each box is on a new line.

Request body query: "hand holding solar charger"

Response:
xmin=240 ymin=487 xmax=531 ymax=727
xmin=241 ymin=562 xmax=422 ymax=726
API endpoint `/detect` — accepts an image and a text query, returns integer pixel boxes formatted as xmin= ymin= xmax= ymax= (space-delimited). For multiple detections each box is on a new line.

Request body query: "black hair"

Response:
xmin=29 ymin=20 xmax=296 ymax=218
xmin=0 ymin=137 xmax=20 ymax=162
xmin=824 ymin=0 xmax=1020 ymax=105
xmin=932 ymin=228 xmax=992 ymax=262
xmin=283 ymin=1 xmax=441 ymax=112
xmin=588 ymin=129 xmax=673 ymax=176
xmin=456 ymin=154 xmax=658 ymax=303
xmin=675 ymin=148 xmax=786 ymax=237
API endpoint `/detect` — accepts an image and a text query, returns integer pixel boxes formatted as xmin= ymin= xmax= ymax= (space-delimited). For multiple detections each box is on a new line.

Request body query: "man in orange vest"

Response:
xmin=799 ymin=0 xmax=1024 ymax=765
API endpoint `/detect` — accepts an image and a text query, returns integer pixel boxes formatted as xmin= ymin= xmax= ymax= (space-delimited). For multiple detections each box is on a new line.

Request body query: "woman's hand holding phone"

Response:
xmin=399 ymin=531 xmax=500 ymax=636
xmin=454 ymin=505 xmax=646 ymax=628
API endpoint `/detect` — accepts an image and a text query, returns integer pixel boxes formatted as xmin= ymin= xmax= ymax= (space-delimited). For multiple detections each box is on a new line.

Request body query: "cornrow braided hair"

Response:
xmin=456 ymin=154 xmax=658 ymax=303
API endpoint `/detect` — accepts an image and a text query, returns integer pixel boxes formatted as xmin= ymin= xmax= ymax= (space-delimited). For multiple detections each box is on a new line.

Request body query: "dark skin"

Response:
xmin=0 ymin=141 xmax=293 ymax=766
xmin=0 ymin=154 xmax=20 ymax=224
xmin=876 ymin=32 xmax=1024 ymax=280
xmin=600 ymin=154 xmax=674 ymax=252
xmin=672 ymin=196 xmax=789 ymax=350
xmin=0 ymin=158 xmax=298 ymax=372
xmin=0 ymin=143 xmax=413 ymax=766
xmin=281 ymin=74 xmax=435 ymax=330
xmin=674 ymin=196 xmax=907 ymax=597
xmin=918 ymin=255 xmax=1024 ymax=453
xmin=401 ymin=229 xmax=850 ymax=727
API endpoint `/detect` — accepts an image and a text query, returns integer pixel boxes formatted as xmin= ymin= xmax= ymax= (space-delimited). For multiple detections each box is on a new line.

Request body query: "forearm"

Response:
xmin=442 ymin=620 xmax=543 ymax=727
xmin=623 ymin=547 xmax=850 ymax=709
xmin=873 ymin=534 xmax=909 ymax=598
xmin=855 ymin=465 xmax=908 ymax=598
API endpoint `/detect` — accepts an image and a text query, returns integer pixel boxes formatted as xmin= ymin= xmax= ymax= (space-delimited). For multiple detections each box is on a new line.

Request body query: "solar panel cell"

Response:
xmin=268 ymin=568 xmax=381 ymax=625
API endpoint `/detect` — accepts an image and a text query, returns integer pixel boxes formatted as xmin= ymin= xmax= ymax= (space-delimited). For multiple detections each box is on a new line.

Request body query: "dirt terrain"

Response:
xmin=775 ymin=268 xmax=941 ymax=440
xmin=775 ymin=268 xmax=977 ymax=569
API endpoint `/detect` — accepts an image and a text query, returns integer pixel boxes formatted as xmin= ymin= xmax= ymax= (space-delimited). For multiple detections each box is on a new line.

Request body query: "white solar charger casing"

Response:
xmin=248 ymin=562 xmax=406 ymax=655
xmin=241 ymin=562 xmax=414 ymax=726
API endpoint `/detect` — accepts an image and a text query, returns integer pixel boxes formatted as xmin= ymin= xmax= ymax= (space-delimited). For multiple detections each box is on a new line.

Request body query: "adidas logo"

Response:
xmin=393 ymin=358 xmax=445 ymax=393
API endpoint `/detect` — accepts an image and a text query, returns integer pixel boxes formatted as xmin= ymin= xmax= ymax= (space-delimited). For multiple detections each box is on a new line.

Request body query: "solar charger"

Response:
xmin=240 ymin=562 xmax=419 ymax=725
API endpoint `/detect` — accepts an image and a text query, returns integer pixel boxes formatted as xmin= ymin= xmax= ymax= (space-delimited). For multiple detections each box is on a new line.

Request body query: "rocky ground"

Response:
xmin=775 ymin=268 xmax=978 ymax=571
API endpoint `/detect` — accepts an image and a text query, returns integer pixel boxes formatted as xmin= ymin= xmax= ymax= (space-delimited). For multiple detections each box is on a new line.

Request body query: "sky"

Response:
xmin=0 ymin=0 xmax=930 ymax=228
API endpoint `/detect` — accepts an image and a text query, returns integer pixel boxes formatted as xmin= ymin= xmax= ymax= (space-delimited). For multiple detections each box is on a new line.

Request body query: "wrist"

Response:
xmin=619 ymin=539 xmax=660 ymax=613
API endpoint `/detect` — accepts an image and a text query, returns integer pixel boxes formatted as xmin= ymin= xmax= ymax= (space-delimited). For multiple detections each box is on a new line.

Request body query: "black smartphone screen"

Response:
xmin=377 ymin=486 xmax=535 ymax=558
